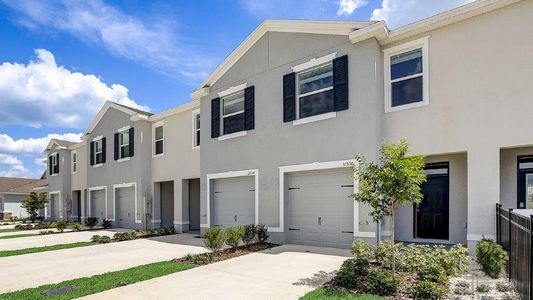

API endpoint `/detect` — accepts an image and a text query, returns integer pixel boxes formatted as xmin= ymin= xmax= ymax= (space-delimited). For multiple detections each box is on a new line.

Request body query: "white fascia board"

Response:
xmin=291 ymin=53 xmax=336 ymax=73
xmin=218 ymin=83 xmax=247 ymax=98
xmin=149 ymin=100 xmax=200 ymax=122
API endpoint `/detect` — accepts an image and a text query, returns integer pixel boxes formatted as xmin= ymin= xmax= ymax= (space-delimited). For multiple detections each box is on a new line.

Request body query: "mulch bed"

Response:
xmin=176 ymin=242 xmax=277 ymax=264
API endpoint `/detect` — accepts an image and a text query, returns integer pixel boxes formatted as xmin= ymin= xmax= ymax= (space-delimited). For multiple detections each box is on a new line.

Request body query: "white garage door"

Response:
xmin=115 ymin=186 xmax=136 ymax=228
xmin=49 ymin=194 xmax=60 ymax=220
xmin=286 ymin=168 xmax=354 ymax=248
xmin=90 ymin=189 xmax=106 ymax=219
xmin=213 ymin=176 xmax=255 ymax=227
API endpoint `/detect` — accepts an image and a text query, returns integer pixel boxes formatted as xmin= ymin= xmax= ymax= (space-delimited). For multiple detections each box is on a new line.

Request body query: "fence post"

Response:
xmin=530 ymin=215 xmax=533 ymax=300
xmin=509 ymin=208 xmax=513 ymax=282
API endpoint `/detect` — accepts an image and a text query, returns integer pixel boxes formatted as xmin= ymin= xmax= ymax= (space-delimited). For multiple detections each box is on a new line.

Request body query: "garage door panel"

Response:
xmin=213 ymin=176 xmax=255 ymax=227
xmin=116 ymin=186 xmax=135 ymax=228
xmin=286 ymin=168 xmax=354 ymax=248
xmin=90 ymin=190 xmax=106 ymax=219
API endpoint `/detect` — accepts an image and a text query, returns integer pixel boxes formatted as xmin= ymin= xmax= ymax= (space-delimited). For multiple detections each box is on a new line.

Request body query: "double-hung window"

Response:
xmin=118 ymin=130 xmax=129 ymax=159
xmin=384 ymin=37 xmax=429 ymax=112
xmin=94 ymin=140 xmax=104 ymax=164
xmin=154 ymin=122 xmax=164 ymax=156
xmin=71 ymin=152 xmax=77 ymax=173
xmin=51 ymin=154 xmax=58 ymax=174
xmin=296 ymin=63 xmax=334 ymax=119
xmin=193 ymin=111 xmax=200 ymax=147
xmin=222 ymin=91 xmax=245 ymax=135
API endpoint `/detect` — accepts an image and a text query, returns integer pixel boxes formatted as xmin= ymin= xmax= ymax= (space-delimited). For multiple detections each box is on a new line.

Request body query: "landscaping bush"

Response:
xmin=184 ymin=252 xmax=215 ymax=265
xmin=477 ymin=283 xmax=490 ymax=293
xmin=242 ymin=224 xmax=256 ymax=245
xmin=224 ymin=226 xmax=244 ymax=248
xmin=56 ymin=220 xmax=67 ymax=232
xmin=85 ymin=217 xmax=98 ymax=229
xmin=202 ymin=227 xmax=225 ymax=253
xmin=496 ymin=282 xmax=512 ymax=292
xmin=409 ymin=281 xmax=446 ymax=300
xmin=256 ymin=224 xmax=269 ymax=243
xmin=112 ymin=232 xmax=135 ymax=241
xmin=102 ymin=219 xmax=112 ymax=229
xmin=476 ymin=239 xmax=506 ymax=278
xmin=91 ymin=235 xmax=111 ymax=244
xmin=352 ymin=239 xmax=375 ymax=262
xmin=34 ymin=222 xmax=52 ymax=229
xmin=417 ymin=262 xmax=448 ymax=284
xmin=374 ymin=240 xmax=404 ymax=270
xmin=72 ymin=222 xmax=82 ymax=231
xmin=39 ymin=230 xmax=55 ymax=235
xmin=334 ymin=258 xmax=369 ymax=288
xmin=162 ymin=227 xmax=175 ymax=235
xmin=14 ymin=224 xmax=33 ymax=230
xmin=365 ymin=268 xmax=401 ymax=296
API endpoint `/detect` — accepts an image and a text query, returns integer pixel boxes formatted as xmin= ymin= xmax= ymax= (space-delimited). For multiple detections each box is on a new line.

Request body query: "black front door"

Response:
xmin=416 ymin=163 xmax=449 ymax=240
xmin=517 ymin=156 xmax=533 ymax=209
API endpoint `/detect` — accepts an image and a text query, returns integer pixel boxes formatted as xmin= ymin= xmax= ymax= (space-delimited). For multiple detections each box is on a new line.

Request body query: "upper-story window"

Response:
xmin=211 ymin=84 xmax=255 ymax=140
xmin=384 ymin=37 xmax=429 ymax=112
xmin=222 ymin=91 xmax=245 ymax=135
xmin=94 ymin=139 xmax=104 ymax=164
xmin=118 ymin=130 xmax=129 ymax=159
xmin=193 ymin=110 xmax=200 ymax=148
xmin=71 ymin=151 xmax=77 ymax=173
xmin=283 ymin=53 xmax=348 ymax=125
xmin=153 ymin=122 xmax=164 ymax=156
xmin=50 ymin=153 xmax=59 ymax=175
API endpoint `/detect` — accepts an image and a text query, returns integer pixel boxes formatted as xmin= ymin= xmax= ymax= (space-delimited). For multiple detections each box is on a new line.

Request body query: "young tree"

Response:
xmin=352 ymin=140 xmax=426 ymax=275
xmin=21 ymin=192 xmax=48 ymax=223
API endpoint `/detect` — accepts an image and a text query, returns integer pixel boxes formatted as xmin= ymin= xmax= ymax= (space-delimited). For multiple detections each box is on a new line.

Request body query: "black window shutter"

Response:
xmin=49 ymin=156 xmax=53 ymax=175
xmin=102 ymin=137 xmax=106 ymax=163
xmin=55 ymin=153 xmax=59 ymax=174
xmin=283 ymin=73 xmax=296 ymax=122
xmin=114 ymin=133 xmax=119 ymax=160
xmin=129 ymin=127 xmax=134 ymax=157
xmin=333 ymin=55 xmax=349 ymax=111
xmin=211 ymin=98 xmax=220 ymax=138
xmin=244 ymin=86 xmax=255 ymax=130
xmin=90 ymin=142 xmax=94 ymax=166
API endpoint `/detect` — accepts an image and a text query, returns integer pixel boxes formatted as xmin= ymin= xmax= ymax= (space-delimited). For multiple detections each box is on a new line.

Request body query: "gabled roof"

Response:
xmin=85 ymin=101 xmax=152 ymax=135
xmin=44 ymin=139 xmax=78 ymax=153
xmin=191 ymin=20 xmax=375 ymax=98
xmin=7 ymin=179 xmax=47 ymax=194
xmin=0 ymin=177 xmax=41 ymax=195
xmin=149 ymin=100 xmax=200 ymax=122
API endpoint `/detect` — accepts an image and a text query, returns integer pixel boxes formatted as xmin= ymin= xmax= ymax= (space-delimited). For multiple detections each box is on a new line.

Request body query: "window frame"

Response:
xmin=51 ymin=152 xmax=58 ymax=175
xmin=192 ymin=109 xmax=200 ymax=149
xmin=152 ymin=121 xmax=164 ymax=157
xmin=221 ymin=90 xmax=245 ymax=136
xmin=383 ymin=36 xmax=430 ymax=113
xmin=71 ymin=151 xmax=77 ymax=174
xmin=295 ymin=62 xmax=334 ymax=120
xmin=94 ymin=139 xmax=104 ymax=165
xmin=117 ymin=129 xmax=130 ymax=160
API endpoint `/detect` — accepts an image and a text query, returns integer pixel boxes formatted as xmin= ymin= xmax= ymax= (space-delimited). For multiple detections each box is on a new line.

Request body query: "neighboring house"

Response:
xmin=0 ymin=177 xmax=47 ymax=219
xmin=41 ymin=0 xmax=533 ymax=250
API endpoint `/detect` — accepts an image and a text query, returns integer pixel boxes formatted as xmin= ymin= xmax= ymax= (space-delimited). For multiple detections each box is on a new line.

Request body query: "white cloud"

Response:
xmin=370 ymin=0 xmax=475 ymax=29
xmin=337 ymin=0 xmax=368 ymax=16
xmin=0 ymin=49 xmax=147 ymax=129
xmin=239 ymin=0 xmax=337 ymax=19
xmin=0 ymin=153 xmax=29 ymax=178
xmin=2 ymin=0 xmax=216 ymax=84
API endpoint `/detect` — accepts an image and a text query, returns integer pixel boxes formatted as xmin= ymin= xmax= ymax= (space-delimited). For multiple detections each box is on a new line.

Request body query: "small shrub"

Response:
xmin=242 ymin=224 xmax=257 ymax=245
xmin=480 ymin=296 xmax=495 ymax=300
xmin=91 ymin=235 xmax=111 ymax=244
xmin=409 ymin=281 xmax=446 ymax=300
xmin=34 ymin=222 xmax=52 ymax=229
xmin=365 ymin=268 xmax=401 ymax=296
xmin=71 ymin=222 xmax=82 ymax=231
xmin=56 ymin=220 xmax=67 ymax=232
xmin=256 ymin=224 xmax=269 ymax=243
xmin=476 ymin=283 xmax=490 ymax=293
xmin=202 ymin=227 xmax=225 ymax=253
xmin=184 ymin=252 xmax=215 ymax=265
xmin=417 ymin=262 xmax=448 ymax=284
xmin=14 ymin=224 xmax=33 ymax=230
xmin=102 ymin=219 xmax=112 ymax=229
xmin=454 ymin=285 xmax=474 ymax=295
xmin=445 ymin=244 xmax=469 ymax=275
xmin=476 ymin=239 xmax=506 ymax=278
xmin=162 ymin=227 xmax=175 ymax=235
xmin=455 ymin=280 xmax=470 ymax=288
xmin=85 ymin=217 xmax=98 ymax=229
xmin=334 ymin=258 xmax=369 ymax=288
xmin=112 ymin=232 xmax=135 ymax=241
xmin=224 ymin=226 xmax=244 ymax=248
xmin=351 ymin=239 xmax=374 ymax=261
xmin=374 ymin=240 xmax=404 ymax=269
xmin=39 ymin=230 xmax=55 ymax=235
xmin=496 ymin=282 xmax=512 ymax=292
xmin=502 ymin=294 xmax=517 ymax=300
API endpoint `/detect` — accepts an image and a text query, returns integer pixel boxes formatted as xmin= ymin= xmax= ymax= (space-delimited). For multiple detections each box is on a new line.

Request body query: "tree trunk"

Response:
xmin=391 ymin=206 xmax=396 ymax=276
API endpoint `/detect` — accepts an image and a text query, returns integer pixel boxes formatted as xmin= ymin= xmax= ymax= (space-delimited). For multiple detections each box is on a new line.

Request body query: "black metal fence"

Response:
xmin=496 ymin=204 xmax=532 ymax=300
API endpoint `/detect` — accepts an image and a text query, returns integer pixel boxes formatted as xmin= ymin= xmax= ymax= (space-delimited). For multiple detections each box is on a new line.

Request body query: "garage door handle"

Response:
xmin=288 ymin=228 xmax=300 ymax=231
xmin=341 ymin=185 xmax=354 ymax=188
xmin=342 ymin=230 xmax=354 ymax=234
xmin=288 ymin=187 xmax=300 ymax=190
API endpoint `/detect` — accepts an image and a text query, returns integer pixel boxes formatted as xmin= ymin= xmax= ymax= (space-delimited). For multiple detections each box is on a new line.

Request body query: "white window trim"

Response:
xmin=117 ymin=157 xmax=131 ymax=163
xmin=92 ymin=135 xmax=103 ymax=142
xmin=117 ymin=125 xmax=131 ymax=133
xmin=218 ymin=130 xmax=247 ymax=141
xmin=192 ymin=109 xmax=200 ymax=149
xmin=383 ymin=36 xmax=430 ymax=113
xmin=88 ymin=186 xmax=108 ymax=220
xmin=218 ymin=88 xmax=247 ymax=139
xmin=275 ymin=159 xmax=374 ymax=238
xmin=218 ymin=82 xmax=247 ymax=98
xmin=152 ymin=121 xmax=164 ymax=158
xmin=293 ymin=112 xmax=336 ymax=126
xmin=113 ymin=182 xmax=137 ymax=223
xmin=204 ymin=169 xmax=259 ymax=228
xmin=292 ymin=52 xmax=336 ymax=73
xmin=93 ymin=139 xmax=104 ymax=166
xmin=118 ymin=130 xmax=130 ymax=160
xmin=48 ymin=191 xmax=62 ymax=219
xmin=71 ymin=151 xmax=77 ymax=174
xmin=50 ymin=152 xmax=58 ymax=175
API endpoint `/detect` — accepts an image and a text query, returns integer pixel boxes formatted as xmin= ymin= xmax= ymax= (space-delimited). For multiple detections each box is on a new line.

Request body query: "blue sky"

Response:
xmin=0 ymin=0 xmax=473 ymax=178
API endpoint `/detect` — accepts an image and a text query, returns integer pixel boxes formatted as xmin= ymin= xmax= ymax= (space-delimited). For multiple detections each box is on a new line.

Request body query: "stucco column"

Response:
xmin=467 ymin=147 xmax=500 ymax=252
xmin=173 ymin=180 xmax=187 ymax=233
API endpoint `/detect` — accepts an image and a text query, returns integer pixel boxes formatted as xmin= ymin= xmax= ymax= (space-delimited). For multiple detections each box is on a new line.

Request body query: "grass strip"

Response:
xmin=300 ymin=288 xmax=384 ymax=300
xmin=0 ymin=242 xmax=96 ymax=257
xmin=0 ymin=260 xmax=196 ymax=300
xmin=0 ymin=233 xmax=37 ymax=240
xmin=0 ymin=229 xmax=17 ymax=233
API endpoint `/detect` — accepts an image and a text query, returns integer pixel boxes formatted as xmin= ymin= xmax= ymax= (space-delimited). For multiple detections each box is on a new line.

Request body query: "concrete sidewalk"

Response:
xmin=0 ymin=233 xmax=207 ymax=293
xmin=80 ymin=244 xmax=350 ymax=300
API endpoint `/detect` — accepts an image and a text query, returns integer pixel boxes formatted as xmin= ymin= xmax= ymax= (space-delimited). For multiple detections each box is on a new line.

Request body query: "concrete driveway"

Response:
xmin=80 ymin=244 xmax=350 ymax=300
xmin=0 ymin=233 xmax=207 ymax=293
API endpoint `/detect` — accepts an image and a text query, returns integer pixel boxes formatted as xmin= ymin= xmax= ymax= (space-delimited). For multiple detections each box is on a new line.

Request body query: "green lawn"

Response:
xmin=0 ymin=260 xmax=196 ymax=300
xmin=0 ymin=229 xmax=17 ymax=233
xmin=0 ymin=242 xmax=96 ymax=257
xmin=0 ymin=233 xmax=36 ymax=240
xmin=300 ymin=288 xmax=384 ymax=300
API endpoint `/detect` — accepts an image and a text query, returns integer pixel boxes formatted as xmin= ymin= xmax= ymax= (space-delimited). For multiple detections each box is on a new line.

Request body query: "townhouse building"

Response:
xmin=43 ymin=0 xmax=533 ymax=250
